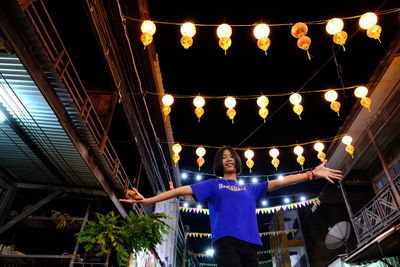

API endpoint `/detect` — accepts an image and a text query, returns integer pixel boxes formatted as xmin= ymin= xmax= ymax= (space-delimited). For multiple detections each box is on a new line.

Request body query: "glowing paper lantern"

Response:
xmin=291 ymin=23 xmax=308 ymax=38
xmin=254 ymin=24 xmax=271 ymax=55
xmin=196 ymin=146 xmax=206 ymax=170
xmin=326 ymin=18 xmax=344 ymax=35
xmin=180 ymin=22 xmax=196 ymax=49
xmin=367 ymin=25 xmax=382 ymax=43
xmin=257 ymin=95 xmax=269 ymax=122
xmin=341 ymin=135 xmax=355 ymax=158
xmin=193 ymin=96 xmax=205 ymax=122
xmin=297 ymin=36 xmax=312 ymax=60
xmin=140 ymin=20 xmax=156 ymax=48
xmin=313 ymin=142 xmax=326 ymax=162
xmin=293 ymin=145 xmax=305 ymax=170
xmin=172 ymin=143 xmax=182 ymax=166
xmin=244 ymin=149 xmax=255 ymax=173
xmin=333 ymin=31 xmax=348 ymax=51
xmin=224 ymin=96 xmax=237 ymax=123
xmin=162 ymin=94 xmax=174 ymax=119
xmin=269 ymin=148 xmax=280 ymax=171
xmin=289 ymin=93 xmax=303 ymax=119
xmin=359 ymin=12 xmax=378 ymax=30
xmin=217 ymin=24 xmax=232 ymax=54
xmin=354 ymin=86 xmax=371 ymax=111
xmin=324 ymin=90 xmax=341 ymax=116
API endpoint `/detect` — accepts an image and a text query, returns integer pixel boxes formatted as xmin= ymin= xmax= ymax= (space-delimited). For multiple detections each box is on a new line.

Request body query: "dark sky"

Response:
xmin=145 ymin=0 xmax=400 ymax=258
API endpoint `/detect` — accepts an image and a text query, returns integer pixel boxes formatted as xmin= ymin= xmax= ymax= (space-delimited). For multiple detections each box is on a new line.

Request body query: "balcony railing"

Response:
xmin=352 ymin=174 xmax=400 ymax=244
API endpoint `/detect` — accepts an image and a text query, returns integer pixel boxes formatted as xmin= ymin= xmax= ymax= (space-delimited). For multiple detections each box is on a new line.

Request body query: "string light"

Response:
xmin=217 ymin=24 xmax=232 ymax=54
xmin=161 ymin=94 xmax=174 ymax=120
xmin=172 ymin=143 xmax=182 ymax=166
xmin=324 ymin=90 xmax=341 ymax=116
xmin=341 ymin=135 xmax=355 ymax=158
xmin=244 ymin=149 xmax=255 ymax=173
xmin=293 ymin=145 xmax=305 ymax=170
xmin=313 ymin=142 xmax=326 ymax=162
xmin=359 ymin=12 xmax=382 ymax=42
xmin=193 ymin=96 xmax=206 ymax=122
xmin=289 ymin=93 xmax=303 ymax=119
xmin=256 ymin=95 xmax=269 ymax=122
xmin=354 ymin=86 xmax=372 ymax=111
xmin=269 ymin=148 xmax=280 ymax=171
xmin=196 ymin=147 xmax=206 ymax=170
xmin=140 ymin=20 xmax=156 ymax=48
xmin=253 ymin=24 xmax=271 ymax=55
xmin=180 ymin=22 xmax=196 ymax=49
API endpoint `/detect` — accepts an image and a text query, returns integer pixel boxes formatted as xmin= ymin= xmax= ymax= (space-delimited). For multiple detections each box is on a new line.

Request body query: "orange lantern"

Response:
xmin=217 ymin=24 xmax=232 ymax=55
xmin=297 ymin=36 xmax=312 ymax=60
xmin=291 ymin=23 xmax=308 ymax=38
xmin=293 ymin=145 xmax=305 ymax=170
xmin=140 ymin=20 xmax=156 ymax=49
xmin=224 ymin=97 xmax=237 ymax=123
xmin=313 ymin=142 xmax=326 ymax=162
xmin=333 ymin=31 xmax=348 ymax=51
xmin=367 ymin=25 xmax=382 ymax=43
xmin=196 ymin=147 xmax=206 ymax=170
xmin=172 ymin=143 xmax=182 ymax=166
xmin=244 ymin=149 xmax=255 ymax=173
xmin=253 ymin=24 xmax=271 ymax=55
xmin=162 ymin=94 xmax=174 ymax=120
xmin=289 ymin=93 xmax=303 ymax=119
xmin=257 ymin=95 xmax=269 ymax=122
xmin=193 ymin=96 xmax=205 ymax=122
xmin=180 ymin=22 xmax=196 ymax=49
xmin=324 ymin=90 xmax=341 ymax=116
xmin=354 ymin=86 xmax=371 ymax=111
xmin=342 ymin=135 xmax=355 ymax=158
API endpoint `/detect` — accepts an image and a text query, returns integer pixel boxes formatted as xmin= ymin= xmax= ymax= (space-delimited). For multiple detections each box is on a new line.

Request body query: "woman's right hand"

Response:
xmin=119 ymin=188 xmax=150 ymax=204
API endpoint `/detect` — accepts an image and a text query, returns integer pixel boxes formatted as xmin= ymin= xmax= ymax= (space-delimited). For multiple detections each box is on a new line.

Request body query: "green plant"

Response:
xmin=75 ymin=211 xmax=172 ymax=267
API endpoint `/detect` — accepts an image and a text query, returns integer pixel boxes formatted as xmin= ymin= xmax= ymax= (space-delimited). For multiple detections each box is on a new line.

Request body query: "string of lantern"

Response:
xmin=158 ymin=85 xmax=373 ymax=123
xmin=179 ymin=197 xmax=320 ymax=215
xmin=185 ymin=229 xmax=298 ymax=239
xmin=169 ymin=134 xmax=355 ymax=172
xmin=125 ymin=8 xmax=400 ymax=56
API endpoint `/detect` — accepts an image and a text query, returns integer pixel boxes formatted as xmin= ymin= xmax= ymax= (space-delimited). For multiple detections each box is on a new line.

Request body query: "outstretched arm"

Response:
xmin=268 ymin=160 xmax=343 ymax=191
xmin=119 ymin=185 xmax=193 ymax=205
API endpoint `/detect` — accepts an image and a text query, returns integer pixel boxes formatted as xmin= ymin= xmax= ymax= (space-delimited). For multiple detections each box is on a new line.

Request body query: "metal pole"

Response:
xmin=339 ymin=180 xmax=360 ymax=244
xmin=368 ymin=130 xmax=400 ymax=207
xmin=69 ymin=203 xmax=91 ymax=267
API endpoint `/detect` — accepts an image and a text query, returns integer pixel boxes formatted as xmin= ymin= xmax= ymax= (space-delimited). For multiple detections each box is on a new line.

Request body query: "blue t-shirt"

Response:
xmin=190 ymin=179 xmax=268 ymax=246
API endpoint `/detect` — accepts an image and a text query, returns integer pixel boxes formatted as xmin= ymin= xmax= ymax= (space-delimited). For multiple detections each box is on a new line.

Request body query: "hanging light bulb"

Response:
xmin=253 ymin=24 xmax=271 ymax=55
xmin=140 ymin=20 xmax=156 ymax=48
xmin=326 ymin=18 xmax=344 ymax=35
xmin=269 ymin=148 xmax=280 ymax=171
xmin=341 ymin=135 xmax=355 ymax=158
xmin=313 ymin=142 xmax=326 ymax=162
xmin=196 ymin=146 xmax=206 ymax=170
xmin=162 ymin=94 xmax=174 ymax=120
xmin=293 ymin=145 xmax=305 ymax=170
xmin=256 ymin=95 xmax=269 ymax=122
xmin=217 ymin=24 xmax=232 ymax=55
xmin=172 ymin=143 xmax=182 ymax=166
xmin=180 ymin=22 xmax=196 ymax=49
xmin=193 ymin=96 xmax=205 ymax=122
xmin=289 ymin=93 xmax=303 ymax=119
xmin=224 ymin=96 xmax=237 ymax=123
xmin=359 ymin=12 xmax=378 ymax=30
xmin=324 ymin=90 xmax=341 ymax=116
xmin=354 ymin=86 xmax=371 ymax=111
xmin=244 ymin=149 xmax=255 ymax=173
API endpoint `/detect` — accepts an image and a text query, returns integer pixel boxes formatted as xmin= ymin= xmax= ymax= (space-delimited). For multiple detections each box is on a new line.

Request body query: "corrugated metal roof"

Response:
xmin=0 ymin=53 xmax=100 ymax=190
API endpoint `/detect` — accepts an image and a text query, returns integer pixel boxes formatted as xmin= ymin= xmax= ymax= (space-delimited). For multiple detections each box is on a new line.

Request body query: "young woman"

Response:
xmin=120 ymin=146 xmax=343 ymax=267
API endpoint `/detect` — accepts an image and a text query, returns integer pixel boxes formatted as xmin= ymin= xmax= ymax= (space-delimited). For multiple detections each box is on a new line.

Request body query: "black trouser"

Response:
xmin=213 ymin=236 xmax=259 ymax=267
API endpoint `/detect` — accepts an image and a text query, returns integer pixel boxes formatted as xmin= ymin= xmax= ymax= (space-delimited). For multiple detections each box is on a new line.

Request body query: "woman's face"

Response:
xmin=222 ymin=149 xmax=236 ymax=174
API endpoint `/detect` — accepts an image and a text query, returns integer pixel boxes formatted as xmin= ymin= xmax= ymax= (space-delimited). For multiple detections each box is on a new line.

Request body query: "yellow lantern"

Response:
xmin=244 ymin=149 xmax=255 ymax=173
xmin=297 ymin=36 xmax=312 ymax=60
xmin=162 ymin=94 xmax=174 ymax=119
xmin=324 ymin=90 xmax=341 ymax=116
xmin=269 ymin=148 xmax=280 ymax=171
xmin=367 ymin=25 xmax=382 ymax=43
xmin=313 ymin=142 xmax=326 ymax=162
xmin=289 ymin=93 xmax=303 ymax=119
xmin=196 ymin=146 xmax=206 ymax=170
xmin=291 ymin=23 xmax=308 ymax=38
xmin=224 ymin=96 xmax=236 ymax=123
xmin=140 ymin=20 xmax=156 ymax=48
xmin=326 ymin=18 xmax=344 ymax=35
xmin=172 ymin=143 xmax=182 ymax=166
xmin=253 ymin=24 xmax=271 ymax=55
xmin=217 ymin=24 xmax=232 ymax=54
xmin=359 ymin=12 xmax=378 ymax=30
xmin=193 ymin=96 xmax=205 ymax=122
xmin=333 ymin=31 xmax=348 ymax=51
xmin=257 ymin=95 xmax=269 ymax=122
xmin=354 ymin=86 xmax=371 ymax=111
xmin=293 ymin=145 xmax=305 ymax=170
xmin=180 ymin=22 xmax=196 ymax=49
xmin=341 ymin=135 xmax=355 ymax=158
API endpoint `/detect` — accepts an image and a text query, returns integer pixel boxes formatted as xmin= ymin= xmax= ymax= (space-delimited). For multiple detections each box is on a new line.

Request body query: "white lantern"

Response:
xmin=253 ymin=24 xmax=270 ymax=39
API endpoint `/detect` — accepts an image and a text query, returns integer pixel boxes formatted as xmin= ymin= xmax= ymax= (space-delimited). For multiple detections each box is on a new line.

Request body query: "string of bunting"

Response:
xmin=198 ymin=261 xmax=272 ymax=266
xmin=179 ymin=197 xmax=320 ymax=215
xmin=189 ymin=248 xmax=288 ymax=258
xmin=185 ymin=229 xmax=298 ymax=239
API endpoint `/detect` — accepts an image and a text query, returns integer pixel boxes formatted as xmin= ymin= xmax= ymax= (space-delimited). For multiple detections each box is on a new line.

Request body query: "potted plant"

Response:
xmin=75 ymin=211 xmax=172 ymax=267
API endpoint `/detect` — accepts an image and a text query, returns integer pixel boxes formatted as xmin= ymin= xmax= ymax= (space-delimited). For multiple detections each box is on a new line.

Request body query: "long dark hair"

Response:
xmin=213 ymin=146 xmax=242 ymax=178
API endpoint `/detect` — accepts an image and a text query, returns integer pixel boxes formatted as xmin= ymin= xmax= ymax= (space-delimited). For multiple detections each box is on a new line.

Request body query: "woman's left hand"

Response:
xmin=312 ymin=160 xmax=343 ymax=184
